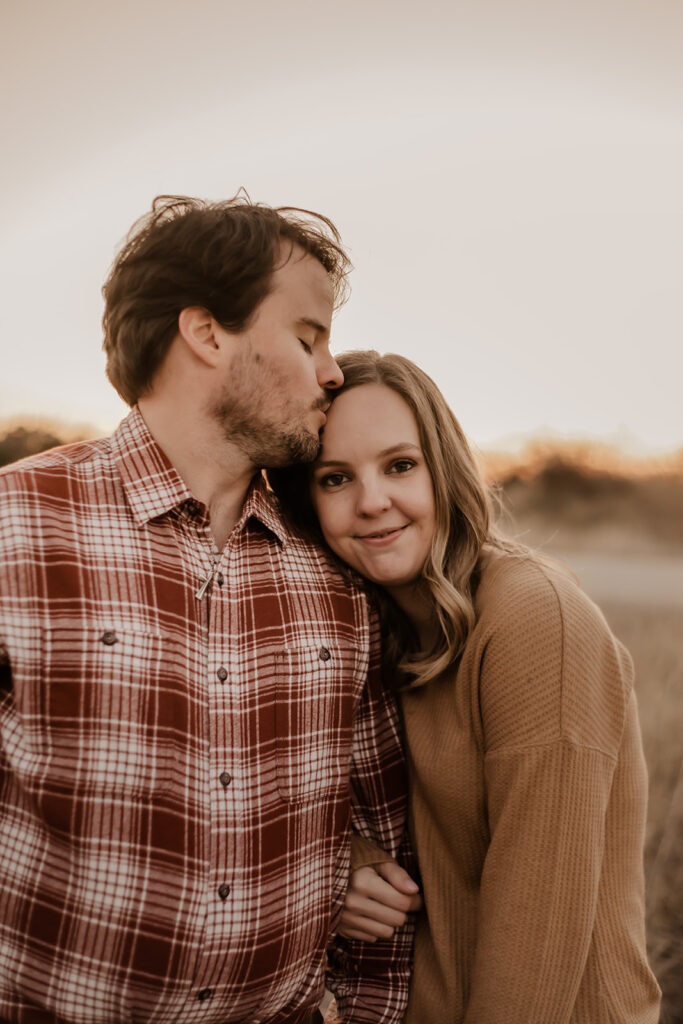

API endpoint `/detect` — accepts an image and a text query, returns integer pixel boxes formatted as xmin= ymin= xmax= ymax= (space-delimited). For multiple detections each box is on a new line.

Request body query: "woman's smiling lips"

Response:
xmin=354 ymin=525 xmax=409 ymax=546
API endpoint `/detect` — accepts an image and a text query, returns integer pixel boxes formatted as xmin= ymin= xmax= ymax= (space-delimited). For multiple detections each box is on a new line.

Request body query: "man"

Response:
xmin=0 ymin=196 xmax=417 ymax=1023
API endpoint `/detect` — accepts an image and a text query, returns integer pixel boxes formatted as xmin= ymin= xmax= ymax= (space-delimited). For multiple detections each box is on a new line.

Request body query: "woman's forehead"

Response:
xmin=320 ymin=383 xmax=421 ymax=456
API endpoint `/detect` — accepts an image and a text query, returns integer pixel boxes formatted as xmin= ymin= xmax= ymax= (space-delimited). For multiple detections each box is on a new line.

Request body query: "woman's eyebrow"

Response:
xmin=316 ymin=443 xmax=421 ymax=468
xmin=379 ymin=443 xmax=421 ymax=456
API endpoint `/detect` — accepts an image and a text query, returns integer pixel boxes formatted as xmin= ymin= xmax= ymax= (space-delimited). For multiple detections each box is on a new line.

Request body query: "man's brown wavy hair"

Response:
xmin=102 ymin=193 xmax=351 ymax=405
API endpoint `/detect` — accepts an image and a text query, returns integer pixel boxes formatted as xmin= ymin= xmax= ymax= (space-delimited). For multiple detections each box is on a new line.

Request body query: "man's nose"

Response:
xmin=316 ymin=347 xmax=344 ymax=390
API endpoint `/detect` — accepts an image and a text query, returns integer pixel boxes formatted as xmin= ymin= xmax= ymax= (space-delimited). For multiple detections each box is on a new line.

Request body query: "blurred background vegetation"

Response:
xmin=0 ymin=427 xmax=66 ymax=466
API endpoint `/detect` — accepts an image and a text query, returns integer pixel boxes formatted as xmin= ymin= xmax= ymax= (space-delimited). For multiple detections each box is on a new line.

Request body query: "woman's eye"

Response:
xmin=299 ymin=338 xmax=313 ymax=354
xmin=318 ymin=472 xmax=347 ymax=489
xmin=390 ymin=459 xmax=416 ymax=474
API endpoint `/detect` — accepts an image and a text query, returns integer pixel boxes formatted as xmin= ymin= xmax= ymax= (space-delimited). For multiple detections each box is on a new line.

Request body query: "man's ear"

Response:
xmin=177 ymin=307 xmax=222 ymax=367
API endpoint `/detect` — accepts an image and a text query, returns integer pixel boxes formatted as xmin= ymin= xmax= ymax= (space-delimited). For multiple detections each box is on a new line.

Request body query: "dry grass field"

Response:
xmin=601 ymin=602 xmax=682 ymax=1023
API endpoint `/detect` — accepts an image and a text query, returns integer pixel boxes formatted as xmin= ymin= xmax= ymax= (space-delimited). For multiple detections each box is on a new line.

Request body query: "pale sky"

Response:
xmin=2 ymin=0 xmax=681 ymax=453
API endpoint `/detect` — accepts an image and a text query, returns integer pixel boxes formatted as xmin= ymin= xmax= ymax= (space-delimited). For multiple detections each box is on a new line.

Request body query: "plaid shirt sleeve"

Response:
xmin=327 ymin=608 xmax=415 ymax=1023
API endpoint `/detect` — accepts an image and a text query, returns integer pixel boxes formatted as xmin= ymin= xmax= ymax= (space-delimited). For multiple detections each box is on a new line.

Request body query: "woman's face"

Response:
xmin=311 ymin=383 xmax=437 ymax=605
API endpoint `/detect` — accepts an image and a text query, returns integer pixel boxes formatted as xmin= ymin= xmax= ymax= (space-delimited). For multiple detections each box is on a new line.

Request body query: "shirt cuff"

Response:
xmin=350 ymin=833 xmax=396 ymax=872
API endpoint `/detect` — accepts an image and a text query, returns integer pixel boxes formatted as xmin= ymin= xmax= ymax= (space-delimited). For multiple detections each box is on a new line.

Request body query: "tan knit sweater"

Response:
xmin=353 ymin=551 xmax=660 ymax=1023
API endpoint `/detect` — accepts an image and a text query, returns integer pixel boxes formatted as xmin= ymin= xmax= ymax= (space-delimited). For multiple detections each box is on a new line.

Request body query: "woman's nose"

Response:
xmin=356 ymin=479 xmax=391 ymax=516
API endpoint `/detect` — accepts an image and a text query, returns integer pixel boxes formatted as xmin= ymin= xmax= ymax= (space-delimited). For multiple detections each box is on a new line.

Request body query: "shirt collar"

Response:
xmin=111 ymin=408 xmax=194 ymax=526
xmin=111 ymin=408 xmax=290 ymax=546
xmin=239 ymin=475 xmax=290 ymax=548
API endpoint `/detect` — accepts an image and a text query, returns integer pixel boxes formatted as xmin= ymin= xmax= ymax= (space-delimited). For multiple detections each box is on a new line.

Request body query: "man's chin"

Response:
xmin=285 ymin=435 xmax=320 ymax=466
xmin=262 ymin=430 xmax=320 ymax=469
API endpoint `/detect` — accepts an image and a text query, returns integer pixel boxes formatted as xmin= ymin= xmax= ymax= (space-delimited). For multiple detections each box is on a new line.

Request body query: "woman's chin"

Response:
xmin=358 ymin=564 xmax=419 ymax=594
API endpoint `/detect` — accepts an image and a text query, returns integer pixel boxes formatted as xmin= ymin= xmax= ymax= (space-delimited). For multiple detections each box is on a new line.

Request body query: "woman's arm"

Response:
xmin=467 ymin=740 xmax=617 ymax=1020
xmin=463 ymin=562 xmax=648 ymax=1022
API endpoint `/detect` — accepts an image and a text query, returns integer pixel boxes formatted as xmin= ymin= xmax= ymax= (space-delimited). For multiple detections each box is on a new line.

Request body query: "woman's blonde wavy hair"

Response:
xmin=268 ymin=349 xmax=522 ymax=689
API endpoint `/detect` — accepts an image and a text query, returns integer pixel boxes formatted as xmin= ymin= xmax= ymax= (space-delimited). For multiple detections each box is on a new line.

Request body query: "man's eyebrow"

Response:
xmin=297 ymin=316 xmax=330 ymax=338
xmin=316 ymin=443 xmax=422 ymax=468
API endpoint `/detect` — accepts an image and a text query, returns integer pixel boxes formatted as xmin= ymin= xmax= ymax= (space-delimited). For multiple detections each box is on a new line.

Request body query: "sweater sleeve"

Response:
xmin=350 ymin=832 xmax=397 ymax=871
xmin=464 ymin=562 xmax=632 ymax=1023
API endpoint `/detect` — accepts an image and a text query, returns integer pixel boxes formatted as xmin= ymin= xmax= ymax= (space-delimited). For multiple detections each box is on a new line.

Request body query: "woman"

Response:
xmin=269 ymin=350 xmax=661 ymax=1023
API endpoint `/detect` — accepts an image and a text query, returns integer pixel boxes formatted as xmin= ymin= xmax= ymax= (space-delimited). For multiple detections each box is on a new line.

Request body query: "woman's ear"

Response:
xmin=177 ymin=307 xmax=221 ymax=367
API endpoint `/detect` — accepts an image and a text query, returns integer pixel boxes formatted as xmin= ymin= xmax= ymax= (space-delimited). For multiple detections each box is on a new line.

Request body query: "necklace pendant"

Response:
xmin=195 ymin=575 xmax=213 ymax=600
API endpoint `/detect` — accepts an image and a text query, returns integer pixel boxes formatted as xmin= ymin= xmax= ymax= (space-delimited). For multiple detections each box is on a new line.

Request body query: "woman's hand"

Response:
xmin=338 ymin=863 xmax=423 ymax=942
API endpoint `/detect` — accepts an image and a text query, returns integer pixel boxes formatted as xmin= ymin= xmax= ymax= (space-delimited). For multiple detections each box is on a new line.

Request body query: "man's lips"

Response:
xmin=315 ymin=399 xmax=330 ymax=426
xmin=355 ymin=525 xmax=408 ymax=545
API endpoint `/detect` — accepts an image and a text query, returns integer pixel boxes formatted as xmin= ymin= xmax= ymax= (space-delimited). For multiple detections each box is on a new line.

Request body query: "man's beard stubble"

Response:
xmin=209 ymin=389 xmax=322 ymax=469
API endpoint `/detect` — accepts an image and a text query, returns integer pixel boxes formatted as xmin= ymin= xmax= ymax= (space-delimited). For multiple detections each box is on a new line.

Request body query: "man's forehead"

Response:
xmin=274 ymin=246 xmax=334 ymax=311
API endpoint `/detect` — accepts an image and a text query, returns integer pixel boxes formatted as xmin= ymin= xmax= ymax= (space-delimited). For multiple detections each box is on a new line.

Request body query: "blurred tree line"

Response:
xmin=0 ymin=427 xmax=65 ymax=467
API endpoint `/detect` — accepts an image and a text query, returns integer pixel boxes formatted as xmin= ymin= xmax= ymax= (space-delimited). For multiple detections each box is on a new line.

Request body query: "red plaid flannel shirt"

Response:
xmin=0 ymin=409 xmax=412 ymax=1024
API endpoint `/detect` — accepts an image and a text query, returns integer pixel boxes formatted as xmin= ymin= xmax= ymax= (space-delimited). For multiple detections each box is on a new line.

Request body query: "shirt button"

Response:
xmin=318 ymin=646 xmax=331 ymax=662
xmin=197 ymin=988 xmax=212 ymax=1001
xmin=215 ymin=572 xmax=225 ymax=586
xmin=216 ymin=666 xmax=228 ymax=682
xmin=219 ymin=771 xmax=232 ymax=787
xmin=100 ymin=631 xmax=118 ymax=646
xmin=218 ymin=883 xmax=231 ymax=900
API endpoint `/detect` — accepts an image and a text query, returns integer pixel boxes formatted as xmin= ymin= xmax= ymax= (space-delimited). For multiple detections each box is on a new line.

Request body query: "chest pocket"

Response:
xmin=15 ymin=625 xmax=193 ymax=797
xmin=275 ymin=641 xmax=361 ymax=803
